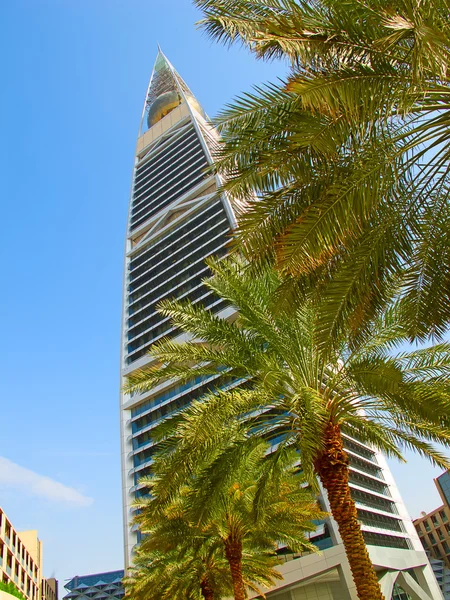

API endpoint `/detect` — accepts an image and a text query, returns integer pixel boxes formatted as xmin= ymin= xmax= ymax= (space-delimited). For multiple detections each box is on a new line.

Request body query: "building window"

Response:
xmin=437 ymin=471 xmax=450 ymax=506
xmin=429 ymin=532 xmax=437 ymax=545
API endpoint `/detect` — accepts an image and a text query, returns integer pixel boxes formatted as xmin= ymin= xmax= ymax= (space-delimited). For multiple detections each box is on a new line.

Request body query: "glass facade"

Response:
xmin=438 ymin=471 xmax=450 ymax=506
xmin=63 ymin=571 xmax=124 ymax=600
xmin=130 ymin=125 xmax=208 ymax=231
xmin=120 ymin=50 xmax=237 ymax=561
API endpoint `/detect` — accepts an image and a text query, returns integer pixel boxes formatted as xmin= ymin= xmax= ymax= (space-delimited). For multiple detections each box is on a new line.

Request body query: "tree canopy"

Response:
xmin=194 ymin=0 xmax=450 ymax=344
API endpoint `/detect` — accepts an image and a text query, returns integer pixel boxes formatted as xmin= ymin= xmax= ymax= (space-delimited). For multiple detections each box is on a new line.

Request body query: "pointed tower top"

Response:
xmin=140 ymin=49 xmax=206 ymax=133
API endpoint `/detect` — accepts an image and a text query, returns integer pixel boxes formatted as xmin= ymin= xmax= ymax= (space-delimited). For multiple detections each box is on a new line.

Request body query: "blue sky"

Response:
xmin=0 ymin=0 xmax=446 ymax=591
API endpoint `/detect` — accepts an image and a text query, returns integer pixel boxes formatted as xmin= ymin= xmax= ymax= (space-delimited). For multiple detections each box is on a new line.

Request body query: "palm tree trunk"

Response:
xmin=200 ymin=577 xmax=215 ymax=600
xmin=314 ymin=422 xmax=385 ymax=600
xmin=224 ymin=536 xmax=247 ymax=600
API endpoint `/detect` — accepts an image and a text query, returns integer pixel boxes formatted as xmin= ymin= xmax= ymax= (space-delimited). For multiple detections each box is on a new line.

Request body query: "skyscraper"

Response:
xmin=119 ymin=49 xmax=237 ymax=564
xmin=120 ymin=50 xmax=442 ymax=599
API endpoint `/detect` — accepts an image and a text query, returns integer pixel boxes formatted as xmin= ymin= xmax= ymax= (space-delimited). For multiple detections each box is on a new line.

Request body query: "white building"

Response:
xmin=120 ymin=49 xmax=442 ymax=600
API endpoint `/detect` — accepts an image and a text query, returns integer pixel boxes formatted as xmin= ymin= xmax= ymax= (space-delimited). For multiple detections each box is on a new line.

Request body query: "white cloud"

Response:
xmin=0 ymin=457 xmax=93 ymax=507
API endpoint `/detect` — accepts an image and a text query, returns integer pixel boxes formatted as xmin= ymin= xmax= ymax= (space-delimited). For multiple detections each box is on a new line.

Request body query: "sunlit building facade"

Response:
xmin=0 ymin=506 xmax=52 ymax=600
xmin=120 ymin=50 xmax=442 ymax=599
xmin=414 ymin=471 xmax=450 ymax=567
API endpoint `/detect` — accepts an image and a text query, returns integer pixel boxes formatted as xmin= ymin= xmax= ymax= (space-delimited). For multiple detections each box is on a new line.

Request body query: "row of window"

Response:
xmin=343 ymin=437 xmax=378 ymax=462
xmin=128 ymin=209 xmax=227 ymax=289
xmin=130 ymin=373 xmax=219 ymax=420
xmin=420 ymin=529 xmax=450 ymax=550
xmin=128 ymin=198 xmax=225 ymax=275
xmin=352 ymin=488 xmax=398 ymax=515
xmin=347 ymin=453 xmax=385 ymax=480
xmin=363 ymin=531 xmax=411 ymax=550
xmin=0 ymin=514 xmax=38 ymax=580
xmin=127 ymin=249 xmax=226 ymax=330
xmin=349 ymin=470 xmax=391 ymax=497
xmin=127 ymin=256 xmax=227 ymax=343
xmin=418 ymin=509 xmax=450 ymax=534
xmin=126 ymin=205 xmax=230 ymax=360
xmin=420 ymin=536 xmax=450 ymax=562
xmin=133 ymin=128 xmax=200 ymax=197
xmin=0 ymin=546 xmax=38 ymax=581
xmin=1 ymin=552 xmax=39 ymax=600
xmin=128 ymin=273 xmax=209 ymax=341
xmin=131 ymin=150 xmax=208 ymax=227
xmin=128 ymin=231 xmax=228 ymax=305
xmin=131 ymin=375 xmax=222 ymax=434
xmin=132 ymin=140 xmax=204 ymax=213
xmin=130 ymin=153 xmax=209 ymax=231
xmin=127 ymin=285 xmax=223 ymax=357
xmin=128 ymin=217 xmax=228 ymax=294
xmin=126 ymin=297 xmax=228 ymax=364
xmin=134 ymin=125 xmax=197 ymax=188
xmin=358 ymin=509 xmax=404 ymax=533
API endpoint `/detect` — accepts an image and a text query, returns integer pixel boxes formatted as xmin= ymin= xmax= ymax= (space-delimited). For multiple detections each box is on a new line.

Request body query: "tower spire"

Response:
xmin=140 ymin=49 xmax=206 ymax=133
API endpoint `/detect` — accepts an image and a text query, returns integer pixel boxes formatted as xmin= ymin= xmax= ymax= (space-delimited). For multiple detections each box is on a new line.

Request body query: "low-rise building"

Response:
xmin=41 ymin=578 xmax=58 ymax=600
xmin=0 ymin=506 xmax=55 ymax=600
xmin=63 ymin=571 xmax=124 ymax=600
xmin=414 ymin=471 xmax=450 ymax=566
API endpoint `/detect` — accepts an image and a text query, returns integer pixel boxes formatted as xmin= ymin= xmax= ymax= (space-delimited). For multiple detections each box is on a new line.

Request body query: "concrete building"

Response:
xmin=0 ymin=506 xmax=47 ymax=600
xmin=63 ymin=571 xmax=124 ymax=600
xmin=414 ymin=471 xmax=450 ymax=566
xmin=41 ymin=578 xmax=57 ymax=600
xmin=119 ymin=49 xmax=443 ymax=599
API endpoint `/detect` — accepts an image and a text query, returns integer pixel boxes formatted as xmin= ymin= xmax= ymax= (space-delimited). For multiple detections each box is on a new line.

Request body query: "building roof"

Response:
xmin=64 ymin=571 xmax=124 ymax=592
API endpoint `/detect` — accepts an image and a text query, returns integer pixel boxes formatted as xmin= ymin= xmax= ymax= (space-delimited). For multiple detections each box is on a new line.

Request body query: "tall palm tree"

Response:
xmin=125 ymin=257 xmax=450 ymax=600
xmin=131 ymin=437 xmax=323 ymax=600
xmin=193 ymin=0 xmax=450 ymax=345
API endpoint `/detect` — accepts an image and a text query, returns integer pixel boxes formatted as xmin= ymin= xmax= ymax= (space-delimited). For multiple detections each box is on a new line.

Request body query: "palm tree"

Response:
xmin=193 ymin=0 xmax=450 ymax=345
xmin=125 ymin=257 xmax=450 ymax=600
xmin=125 ymin=547 xmax=220 ymax=599
xmin=124 ymin=522 xmax=228 ymax=600
xmin=130 ymin=436 xmax=324 ymax=600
